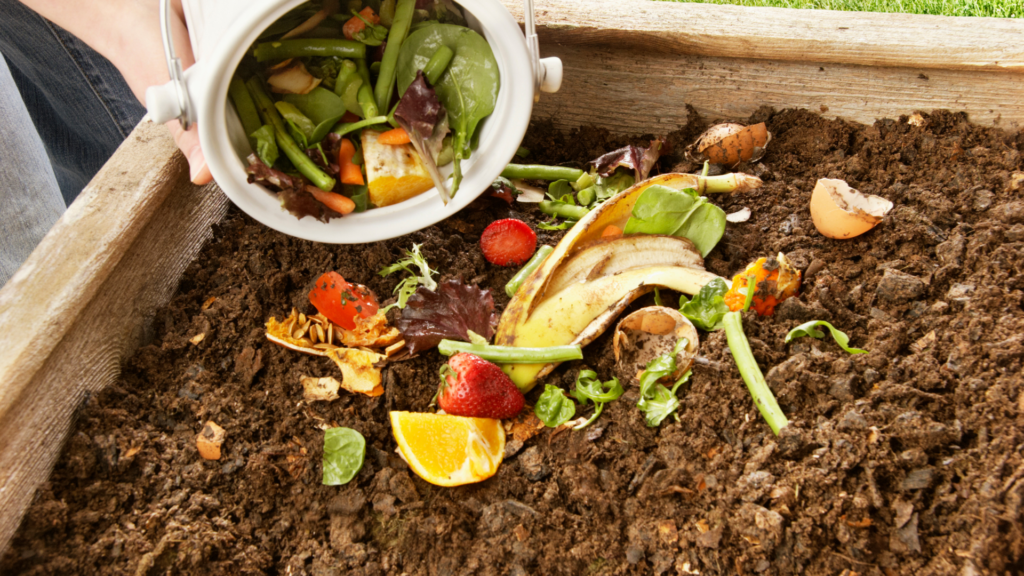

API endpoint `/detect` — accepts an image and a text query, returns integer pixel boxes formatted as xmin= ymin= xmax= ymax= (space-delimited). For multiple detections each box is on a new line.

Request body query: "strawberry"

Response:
xmin=479 ymin=219 xmax=537 ymax=267
xmin=437 ymin=353 xmax=525 ymax=419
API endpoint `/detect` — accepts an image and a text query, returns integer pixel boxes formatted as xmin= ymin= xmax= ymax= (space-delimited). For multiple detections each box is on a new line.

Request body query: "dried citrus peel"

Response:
xmin=327 ymin=348 xmax=386 ymax=397
xmin=723 ymin=253 xmax=801 ymax=316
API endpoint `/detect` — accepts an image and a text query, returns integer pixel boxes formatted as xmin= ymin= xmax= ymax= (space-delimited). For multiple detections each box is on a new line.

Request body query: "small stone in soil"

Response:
xmin=876 ymin=269 xmax=927 ymax=304
xmin=838 ymin=410 xmax=868 ymax=431
xmin=902 ymin=467 xmax=935 ymax=490
xmin=518 ymin=446 xmax=549 ymax=481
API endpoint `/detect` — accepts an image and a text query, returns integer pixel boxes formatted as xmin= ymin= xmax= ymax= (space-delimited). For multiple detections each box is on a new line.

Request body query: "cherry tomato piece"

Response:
xmin=309 ymin=272 xmax=379 ymax=330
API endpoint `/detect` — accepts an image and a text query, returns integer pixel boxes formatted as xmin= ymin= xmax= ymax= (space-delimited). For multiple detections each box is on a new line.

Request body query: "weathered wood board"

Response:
xmin=0 ymin=0 xmax=1022 ymax=555
xmin=0 ymin=123 xmax=229 ymax=553
xmin=502 ymin=0 xmax=1024 ymax=133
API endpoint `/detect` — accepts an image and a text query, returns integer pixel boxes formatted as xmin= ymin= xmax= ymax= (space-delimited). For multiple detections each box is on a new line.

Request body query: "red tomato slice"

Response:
xmin=309 ymin=272 xmax=379 ymax=330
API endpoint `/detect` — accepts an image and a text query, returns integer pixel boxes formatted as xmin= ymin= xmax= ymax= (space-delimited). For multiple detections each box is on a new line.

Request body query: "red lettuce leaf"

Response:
xmin=591 ymin=138 xmax=664 ymax=181
xmin=245 ymin=154 xmax=342 ymax=222
xmin=396 ymin=278 xmax=498 ymax=355
xmin=395 ymin=70 xmax=451 ymax=203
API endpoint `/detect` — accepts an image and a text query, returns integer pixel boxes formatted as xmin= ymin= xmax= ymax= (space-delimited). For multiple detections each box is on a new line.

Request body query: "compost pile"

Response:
xmin=4 ymin=108 xmax=1024 ymax=575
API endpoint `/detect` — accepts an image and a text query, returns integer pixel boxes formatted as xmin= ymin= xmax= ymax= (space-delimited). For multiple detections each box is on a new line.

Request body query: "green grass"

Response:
xmin=661 ymin=0 xmax=1022 ymax=17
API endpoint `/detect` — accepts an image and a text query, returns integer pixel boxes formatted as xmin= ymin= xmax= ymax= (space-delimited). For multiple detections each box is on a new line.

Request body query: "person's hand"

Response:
xmin=22 ymin=0 xmax=212 ymax=185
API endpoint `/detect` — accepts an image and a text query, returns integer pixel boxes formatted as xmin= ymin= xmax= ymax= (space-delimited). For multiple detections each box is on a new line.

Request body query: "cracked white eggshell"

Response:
xmin=810 ymin=178 xmax=894 ymax=240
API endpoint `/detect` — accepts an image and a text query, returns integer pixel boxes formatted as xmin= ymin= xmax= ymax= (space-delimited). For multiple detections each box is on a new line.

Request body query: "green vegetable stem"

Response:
xmin=422 ymin=45 xmax=454 ymax=85
xmin=253 ymin=38 xmax=367 ymax=62
xmin=723 ymin=311 xmax=789 ymax=435
xmin=571 ymin=370 xmax=624 ymax=430
xmin=334 ymin=59 xmax=363 ymax=115
xmin=437 ymin=340 xmax=583 ymax=364
xmin=535 ymin=385 xmax=576 ymax=427
xmin=246 ymin=77 xmax=337 ymax=191
xmin=331 ymin=116 xmax=389 ymax=138
xmin=322 ymin=427 xmax=366 ymax=486
xmin=229 ymin=76 xmax=262 ymax=147
xmin=502 ymin=164 xmax=585 ymax=182
xmin=539 ymin=200 xmax=589 ymax=222
xmin=374 ymin=0 xmax=416 ymax=112
xmin=356 ymin=59 xmax=379 ymax=119
xmin=505 ymin=245 xmax=553 ymax=298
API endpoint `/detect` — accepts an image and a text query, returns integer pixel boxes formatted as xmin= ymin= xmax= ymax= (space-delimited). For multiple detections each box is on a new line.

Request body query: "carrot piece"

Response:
xmin=343 ymin=7 xmax=379 ymax=40
xmin=306 ymin=185 xmax=355 ymax=215
xmin=377 ymin=127 xmax=411 ymax=145
xmin=338 ymin=138 xmax=365 ymax=185
xmin=601 ymin=225 xmax=622 ymax=238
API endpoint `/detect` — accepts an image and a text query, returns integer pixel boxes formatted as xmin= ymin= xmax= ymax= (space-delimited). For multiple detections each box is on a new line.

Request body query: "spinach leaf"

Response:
xmin=282 ymin=88 xmax=347 ymax=145
xmin=396 ymin=23 xmax=499 ymax=195
xmin=678 ymin=277 xmax=731 ymax=331
xmin=571 ymin=370 xmax=623 ymax=430
xmin=535 ymin=384 xmax=576 ymax=427
xmin=785 ymin=320 xmax=869 ymax=354
xmin=275 ymin=101 xmax=315 ymax=149
xmin=622 ymin=185 xmax=726 ymax=257
xmin=323 ymin=427 xmax=366 ymax=486
xmin=251 ymin=124 xmax=279 ymax=167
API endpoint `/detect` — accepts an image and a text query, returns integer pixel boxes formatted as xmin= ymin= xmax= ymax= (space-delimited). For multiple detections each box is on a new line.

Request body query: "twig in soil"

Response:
xmin=657 ymin=485 xmax=695 ymax=498
xmin=829 ymin=551 xmax=877 ymax=568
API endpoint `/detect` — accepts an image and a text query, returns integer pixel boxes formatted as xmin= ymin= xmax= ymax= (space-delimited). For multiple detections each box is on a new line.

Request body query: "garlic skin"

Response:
xmin=810 ymin=178 xmax=893 ymax=239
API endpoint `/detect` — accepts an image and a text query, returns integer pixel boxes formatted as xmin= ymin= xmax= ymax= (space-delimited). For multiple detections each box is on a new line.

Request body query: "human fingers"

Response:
xmin=166 ymin=119 xmax=212 ymax=185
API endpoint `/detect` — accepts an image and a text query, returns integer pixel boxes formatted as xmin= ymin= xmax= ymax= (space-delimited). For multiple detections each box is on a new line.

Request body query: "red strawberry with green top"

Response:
xmin=480 ymin=219 xmax=537 ymax=267
xmin=438 ymin=353 xmax=525 ymax=419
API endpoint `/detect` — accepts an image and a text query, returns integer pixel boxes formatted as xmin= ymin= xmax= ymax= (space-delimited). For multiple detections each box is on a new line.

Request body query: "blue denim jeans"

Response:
xmin=0 ymin=0 xmax=145 ymax=285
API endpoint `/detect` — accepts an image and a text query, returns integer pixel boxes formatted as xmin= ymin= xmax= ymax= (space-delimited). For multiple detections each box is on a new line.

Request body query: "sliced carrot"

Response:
xmin=377 ymin=127 xmax=411 ymax=145
xmin=306 ymin=185 xmax=355 ymax=215
xmin=601 ymin=225 xmax=622 ymax=239
xmin=338 ymin=138 xmax=365 ymax=185
xmin=343 ymin=7 xmax=379 ymax=40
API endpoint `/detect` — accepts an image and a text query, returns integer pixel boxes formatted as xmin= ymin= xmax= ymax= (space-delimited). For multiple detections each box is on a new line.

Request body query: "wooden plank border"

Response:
xmin=0 ymin=122 xmax=229 ymax=553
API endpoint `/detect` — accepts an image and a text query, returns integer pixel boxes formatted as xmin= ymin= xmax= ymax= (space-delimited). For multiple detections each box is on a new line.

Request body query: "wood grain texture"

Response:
xmin=529 ymin=44 xmax=1024 ymax=135
xmin=503 ymin=0 xmax=1024 ymax=133
xmin=503 ymin=0 xmax=1024 ymax=72
xmin=0 ymin=122 xmax=229 ymax=554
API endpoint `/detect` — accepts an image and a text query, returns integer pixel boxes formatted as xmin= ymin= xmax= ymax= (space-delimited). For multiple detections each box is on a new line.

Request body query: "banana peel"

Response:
xmin=496 ymin=172 xmax=757 ymax=391
xmin=502 ymin=265 xmax=721 ymax=388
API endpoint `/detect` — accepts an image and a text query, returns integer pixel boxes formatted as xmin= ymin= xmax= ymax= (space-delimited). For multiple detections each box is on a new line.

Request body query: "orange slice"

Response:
xmin=390 ymin=412 xmax=505 ymax=487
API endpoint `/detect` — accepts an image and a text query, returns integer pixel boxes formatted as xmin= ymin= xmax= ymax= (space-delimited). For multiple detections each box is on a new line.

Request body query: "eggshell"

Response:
xmin=197 ymin=420 xmax=226 ymax=461
xmin=810 ymin=178 xmax=894 ymax=239
xmin=692 ymin=122 xmax=772 ymax=166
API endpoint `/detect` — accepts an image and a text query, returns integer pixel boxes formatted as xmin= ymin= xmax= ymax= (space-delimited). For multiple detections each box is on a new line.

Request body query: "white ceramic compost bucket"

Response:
xmin=147 ymin=0 xmax=562 ymax=243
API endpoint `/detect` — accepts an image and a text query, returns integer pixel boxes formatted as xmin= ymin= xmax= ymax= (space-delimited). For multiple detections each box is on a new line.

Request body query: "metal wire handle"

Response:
xmin=524 ymin=0 xmax=542 ymax=100
xmin=160 ymin=0 xmax=193 ymax=130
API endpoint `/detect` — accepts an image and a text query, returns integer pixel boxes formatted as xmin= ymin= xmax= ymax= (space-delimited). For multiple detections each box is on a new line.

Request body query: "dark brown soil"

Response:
xmin=4 ymin=108 xmax=1024 ymax=576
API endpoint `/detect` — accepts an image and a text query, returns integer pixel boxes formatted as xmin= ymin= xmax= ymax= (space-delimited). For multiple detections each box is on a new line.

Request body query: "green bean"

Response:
xmin=357 ymin=84 xmax=379 ymax=119
xmin=505 ymin=245 xmax=553 ymax=298
xmin=334 ymin=61 xmax=364 ymax=116
xmin=245 ymin=77 xmax=336 ymax=191
xmin=333 ymin=60 xmax=359 ymax=97
xmin=331 ymin=116 xmax=388 ymax=138
xmin=228 ymin=76 xmax=262 ymax=147
xmin=373 ymin=0 xmax=416 ymax=111
xmin=502 ymin=164 xmax=585 ymax=182
xmin=437 ymin=340 xmax=583 ymax=364
xmin=539 ymin=200 xmax=589 ymax=221
xmin=577 ymin=186 xmax=596 ymax=206
xmin=422 ymin=45 xmax=454 ymax=85
xmin=253 ymin=39 xmax=365 ymax=62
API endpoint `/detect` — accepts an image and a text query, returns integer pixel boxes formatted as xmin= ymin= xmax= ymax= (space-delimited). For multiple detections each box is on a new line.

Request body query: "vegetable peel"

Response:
xmin=723 ymin=253 xmax=801 ymax=317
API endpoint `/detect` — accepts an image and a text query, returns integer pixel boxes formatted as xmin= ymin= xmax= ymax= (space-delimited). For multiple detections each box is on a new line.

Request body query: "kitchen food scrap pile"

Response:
xmin=4 ymin=108 xmax=1024 ymax=575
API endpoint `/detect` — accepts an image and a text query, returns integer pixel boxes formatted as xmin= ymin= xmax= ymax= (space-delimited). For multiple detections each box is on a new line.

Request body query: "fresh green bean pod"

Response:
xmin=505 ymin=245 xmax=553 ymax=298
xmin=229 ymin=75 xmax=262 ymax=147
xmin=373 ymin=0 xmax=416 ymax=111
xmin=253 ymin=39 xmax=366 ymax=62
xmin=577 ymin=186 xmax=596 ymax=207
xmin=422 ymin=45 xmax=454 ymax=85
xmin=331 ymin=116 xmax=388 ymax=138
xmin=502 ymin=164 xmax=585 ymax=182
xmin=245 ymin=77 xmax=337 ymax=191
xmin=539 ymin=200 xmax=589 ymax=221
